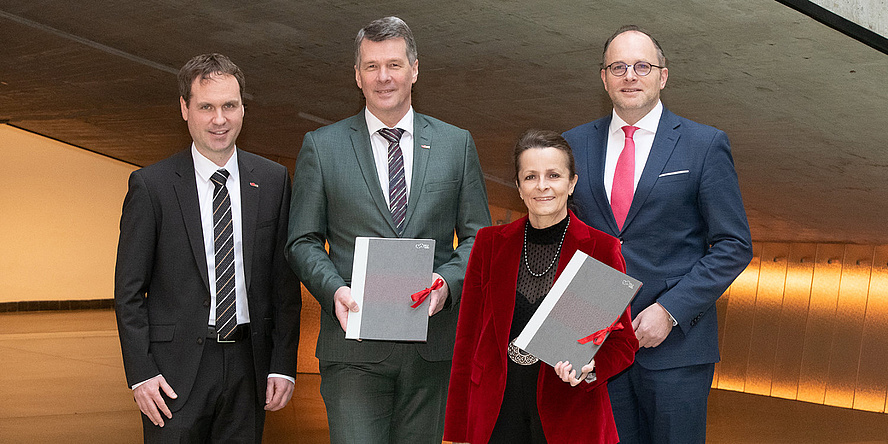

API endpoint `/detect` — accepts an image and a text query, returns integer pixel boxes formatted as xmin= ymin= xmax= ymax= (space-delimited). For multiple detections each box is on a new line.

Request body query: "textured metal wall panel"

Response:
xmin=824 ymin=245 xmax=873 ymax=407
xmin=824 ymin=245 xmax=873 ymax=408
xmin=716 ymin=243 xmax=762 ymax=391
xmin=854 ymin=245 xmax=888 ymax=412
xmin=712 ymin=285 xmax=731 ymax=387
xmin=797 ymin=244 xmax=844 ymax=404
xmin=745 ymin=243 xmax=789 ymax=395
xmin=770 ymin=243 xmax=816 ymax=400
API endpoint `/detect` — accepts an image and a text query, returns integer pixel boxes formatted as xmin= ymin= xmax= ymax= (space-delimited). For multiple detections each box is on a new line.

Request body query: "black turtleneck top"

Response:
xmin=509 ymin=214 xmax=569 ymax=340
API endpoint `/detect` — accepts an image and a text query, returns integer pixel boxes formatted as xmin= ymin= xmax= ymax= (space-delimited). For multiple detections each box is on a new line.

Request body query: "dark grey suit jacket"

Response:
xmin=114 ymin=149 xmax=301 ymax=411
xmin=286 ymin=111 xmax=491 ymax=363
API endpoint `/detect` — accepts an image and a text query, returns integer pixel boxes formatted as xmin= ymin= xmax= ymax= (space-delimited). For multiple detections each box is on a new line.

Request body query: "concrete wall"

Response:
xmin=810 ymin=0 xmax=888 ymax=36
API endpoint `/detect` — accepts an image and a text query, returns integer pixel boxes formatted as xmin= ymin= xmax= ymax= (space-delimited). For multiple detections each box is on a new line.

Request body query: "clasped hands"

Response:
xmin=333 ymin=273 xmax=449 ymax=332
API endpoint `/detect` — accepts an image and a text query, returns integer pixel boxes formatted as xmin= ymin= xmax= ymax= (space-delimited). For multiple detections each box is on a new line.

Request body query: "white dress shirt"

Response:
xmin=602 ymin=102 xmax=678 ymax=325
xmin=192 ymin=146 xmax=250 ymax=327
xmin=604 ymin=100 xmax=663 ymax=202
xmin=365 ymin=107 xmax=415 ymax=206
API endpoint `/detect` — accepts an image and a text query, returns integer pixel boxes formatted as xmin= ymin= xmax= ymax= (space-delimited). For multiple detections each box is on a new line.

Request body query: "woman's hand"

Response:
xmin=554 ymin=359 xmax=595 ymax=387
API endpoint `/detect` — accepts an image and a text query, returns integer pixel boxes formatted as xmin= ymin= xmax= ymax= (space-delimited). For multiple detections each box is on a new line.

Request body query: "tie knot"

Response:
xmin=211 ymin=169 xmax=229 ymax=187
xmin=622 ymin=125 xmax=639 ymax=139
xmin=378 ymin=127 xmax=404 ymax=144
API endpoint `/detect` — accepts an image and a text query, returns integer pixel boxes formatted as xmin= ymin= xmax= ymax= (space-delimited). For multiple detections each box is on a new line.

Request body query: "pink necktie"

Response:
xmin=612 ymin=126 xmax=638 ymax=230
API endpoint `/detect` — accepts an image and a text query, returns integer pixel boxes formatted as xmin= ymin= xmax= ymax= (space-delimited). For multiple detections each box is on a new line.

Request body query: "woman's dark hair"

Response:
xmin=513 ymin=129 xmax=577 ymax=181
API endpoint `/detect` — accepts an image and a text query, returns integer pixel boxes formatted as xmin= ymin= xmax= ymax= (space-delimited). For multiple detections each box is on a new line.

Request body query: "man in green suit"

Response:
xmin=286 ymin=16 xmax=491 ymax=444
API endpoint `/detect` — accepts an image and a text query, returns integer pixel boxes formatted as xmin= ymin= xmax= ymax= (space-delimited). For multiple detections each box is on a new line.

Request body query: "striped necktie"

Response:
xmin=211 ymin=169 xmax=237 ymax=340
xmin=379 ymin=127 xmax=407 ymax=235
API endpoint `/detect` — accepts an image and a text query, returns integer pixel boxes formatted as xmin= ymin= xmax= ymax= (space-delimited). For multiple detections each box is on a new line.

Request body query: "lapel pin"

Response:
xmin=421 ymin=144 xmax=430 ymax=149
xmin=249 ymin=182 xmax=259 ymax=188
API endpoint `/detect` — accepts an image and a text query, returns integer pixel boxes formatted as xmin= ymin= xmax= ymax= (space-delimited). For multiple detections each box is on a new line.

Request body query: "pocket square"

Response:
xmin=658 ymin=170 xmax=689 ymax=178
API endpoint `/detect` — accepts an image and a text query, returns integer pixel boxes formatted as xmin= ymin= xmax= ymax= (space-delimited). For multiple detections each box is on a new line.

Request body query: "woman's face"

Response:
xmin=516 ymin=147 xmax=578 ymax=227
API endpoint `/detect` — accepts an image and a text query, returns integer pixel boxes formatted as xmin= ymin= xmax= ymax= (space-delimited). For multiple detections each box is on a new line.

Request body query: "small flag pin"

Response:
xmin=249 ymin=182 xmax=259 ymax=188
xmin=421 ymin=144 xmax=430 ymax=149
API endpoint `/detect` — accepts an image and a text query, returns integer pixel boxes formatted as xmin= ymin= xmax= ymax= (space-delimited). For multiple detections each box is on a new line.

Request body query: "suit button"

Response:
xmin=197 ymin=337 xmax=204 ymax=345
xmin=203 ymin=299 xmax=210 ymax=307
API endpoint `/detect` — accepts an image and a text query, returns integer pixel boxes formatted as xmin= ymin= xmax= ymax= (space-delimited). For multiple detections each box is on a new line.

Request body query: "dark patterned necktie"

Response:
xmin=379 ymin=127 xmax=407 ymax=235
xmin=211 ymin=169 xmax=237 ymax=340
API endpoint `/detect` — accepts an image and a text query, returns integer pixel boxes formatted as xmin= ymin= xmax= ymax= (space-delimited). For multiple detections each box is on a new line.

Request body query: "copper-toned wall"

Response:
xmin=715 ymin=242 xmax=888 ymax=413
xmin=297 ymin=236 xmax=888 ymax=413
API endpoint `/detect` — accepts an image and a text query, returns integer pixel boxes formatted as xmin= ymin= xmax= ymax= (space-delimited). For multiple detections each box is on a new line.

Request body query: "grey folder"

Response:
xmin=346 ymin=237 xmax=436 ymax=341
xmin=514 ymin=250 xmax=642 ymax=369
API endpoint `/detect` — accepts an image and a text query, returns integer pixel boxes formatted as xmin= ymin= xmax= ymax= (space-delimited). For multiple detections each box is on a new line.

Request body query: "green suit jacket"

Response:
xmin=287 ymin=111 xmax=491 ymax=362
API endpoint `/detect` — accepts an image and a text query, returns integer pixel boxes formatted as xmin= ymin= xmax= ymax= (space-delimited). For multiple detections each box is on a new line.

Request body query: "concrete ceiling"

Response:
xmin=1 ymin=0 xmax=886 ymax=243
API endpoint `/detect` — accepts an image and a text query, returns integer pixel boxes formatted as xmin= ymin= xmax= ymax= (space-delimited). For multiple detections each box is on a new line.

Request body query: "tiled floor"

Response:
xmin=1 ymin=310 xmax=886 ymax=443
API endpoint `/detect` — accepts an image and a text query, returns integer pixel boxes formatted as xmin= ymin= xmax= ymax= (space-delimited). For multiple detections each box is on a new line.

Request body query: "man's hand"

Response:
xmin=333 ymin=286 xmax=359 ymax=333
xmin=554 ymin=360 xmax=595 ymax=387
xmin=632 ymin=302 xmax=674 ymax=348
xmin=265 ymin=377 xmax=295 ymax=411
xmin=428 ymin=273 xmax=449 ymax=316
xmin=133 ymin=374 xmax=177 ymax=427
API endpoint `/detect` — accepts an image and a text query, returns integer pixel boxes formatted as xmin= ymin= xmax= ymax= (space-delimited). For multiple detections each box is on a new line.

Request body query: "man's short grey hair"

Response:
xmin=354 ymin=16 xmax=418 ymax=66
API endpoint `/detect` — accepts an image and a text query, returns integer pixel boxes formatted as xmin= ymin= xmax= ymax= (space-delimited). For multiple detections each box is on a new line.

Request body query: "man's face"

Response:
xmin=179 ymin=74 xmax=243 ymax=164
xmin=355 ymin=37 xmax=418 ymax=126
xmin=600 ymin=31 xmax=668 ymax=123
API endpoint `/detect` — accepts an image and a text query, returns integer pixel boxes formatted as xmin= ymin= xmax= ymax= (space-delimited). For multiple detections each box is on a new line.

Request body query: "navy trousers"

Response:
xmin=608 ymin=362 xmax=715 ymax=444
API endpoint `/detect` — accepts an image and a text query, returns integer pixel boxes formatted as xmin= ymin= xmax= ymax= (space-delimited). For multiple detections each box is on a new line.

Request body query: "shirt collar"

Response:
xmin=609 ymin=100 xmax=663 ymax=135
xmin=191 ymin=144 xmax=239 ymax=183
xmin=365 ymin=106 xmax=414 ymax=137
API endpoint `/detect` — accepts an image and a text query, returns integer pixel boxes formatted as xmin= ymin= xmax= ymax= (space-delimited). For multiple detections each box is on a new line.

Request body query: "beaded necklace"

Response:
xmin=522 ymin=215 xmax=569 ymax=277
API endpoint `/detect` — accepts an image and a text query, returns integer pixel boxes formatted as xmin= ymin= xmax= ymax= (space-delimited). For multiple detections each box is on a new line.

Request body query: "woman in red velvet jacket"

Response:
xmin=445 ymin=130 xmax=638 ymax=443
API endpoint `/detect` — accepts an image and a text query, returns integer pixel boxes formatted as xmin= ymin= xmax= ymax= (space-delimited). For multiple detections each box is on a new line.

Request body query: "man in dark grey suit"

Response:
xmin=287 ymin=16 xmax=491 ymax=444
xmin=115 ymin=53 xmax=301 ymax=442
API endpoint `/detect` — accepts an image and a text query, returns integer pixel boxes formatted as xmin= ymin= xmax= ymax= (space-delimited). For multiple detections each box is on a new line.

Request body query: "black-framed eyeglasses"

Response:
xmin=603 ymin=61 xmax=664 ymax=77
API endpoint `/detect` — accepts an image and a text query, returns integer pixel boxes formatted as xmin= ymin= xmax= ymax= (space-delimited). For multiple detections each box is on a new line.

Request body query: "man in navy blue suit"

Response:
xmin=563 ymin=26 xmax=752 ymax=443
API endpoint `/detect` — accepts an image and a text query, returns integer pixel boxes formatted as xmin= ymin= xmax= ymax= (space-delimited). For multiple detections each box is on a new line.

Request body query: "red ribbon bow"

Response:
xmin=577 ymin=318 xmax=624 ymax=345
xmin=410 ymin=278 xmax=444 ymax=308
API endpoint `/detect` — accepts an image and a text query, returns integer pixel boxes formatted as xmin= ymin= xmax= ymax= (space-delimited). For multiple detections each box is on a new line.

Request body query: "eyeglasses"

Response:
xmin=603 ymin=61 xmax=665 ymax=77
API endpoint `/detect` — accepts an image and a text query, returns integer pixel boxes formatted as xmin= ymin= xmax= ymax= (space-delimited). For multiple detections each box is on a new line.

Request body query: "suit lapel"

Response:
xmin=404 ymin=113 xmax=431 ymax=230
xmin=622 ymin=109 xmax=680 ymax=230
xmin=173 ymin=151 xmax=210 ymax=292
xmin=349 ymin=114 xmax=399 ymax=234
xmin=238 ymin=150 xmax=257 ymax=291
xmin=586 ymin=118 xmax=620 ymax=235
xmin=491 ymin=220 xmax=524 ymax=364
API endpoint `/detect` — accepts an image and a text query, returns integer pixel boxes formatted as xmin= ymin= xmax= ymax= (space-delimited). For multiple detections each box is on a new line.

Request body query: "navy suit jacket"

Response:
xmin=563 ymin=108 xmax=752 ymax=370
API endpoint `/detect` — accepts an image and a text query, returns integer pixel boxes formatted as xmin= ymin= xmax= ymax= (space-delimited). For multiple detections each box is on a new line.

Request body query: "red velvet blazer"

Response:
xmin=445 ymin=212 xmax=638 ymax=443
